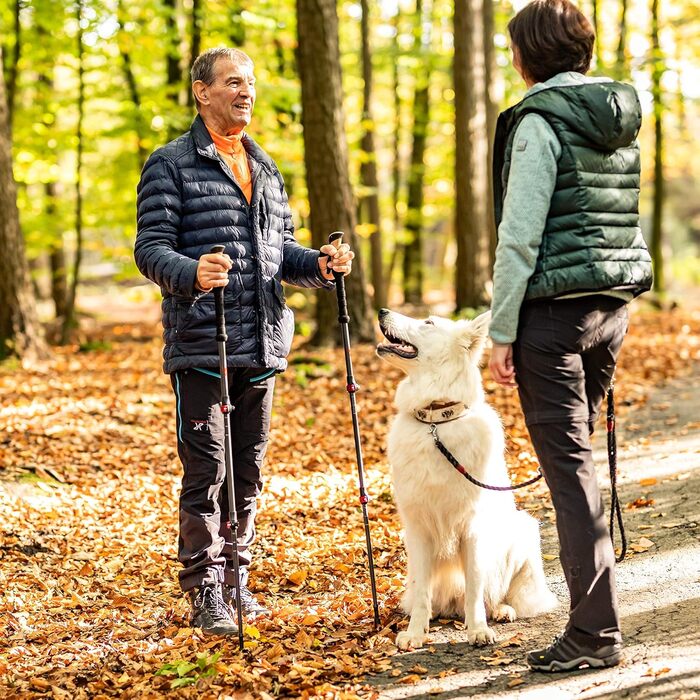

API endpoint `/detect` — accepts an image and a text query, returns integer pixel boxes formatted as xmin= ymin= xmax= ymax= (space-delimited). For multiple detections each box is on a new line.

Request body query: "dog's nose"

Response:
xmin=378 ymin=308 xmax=390 ymax=319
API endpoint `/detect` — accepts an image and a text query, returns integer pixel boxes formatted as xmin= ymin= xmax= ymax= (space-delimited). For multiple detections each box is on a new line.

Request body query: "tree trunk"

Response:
xmin=36 ymin=18 xmax=69 ymax=319
xmin=402 ymin=0 xmax=431 ymax=306
xmin=229 ymin=1 xmax=245 ymax=47
xmin=615 ymin=0 xmax=629 ymax=79
xmin=359 ymin=0 xmax=385 ymax=310
xmin=296 ymin=0 xmax=372 ymax=344
xmin=4 ymin=0 xmax=21 ymax=129
xmin=591 ymin=0 xmax=603 ymax=70
xmin=0 ymin=47 xmax=48 ymax=362
xmin=483 ymin=0 xmax=497 ymax=273
xmin=454 ymin=0 xmax=491 ymax=311
xmin=164 ymin=0 xmax=182 ymax=139
xmin=186 ymin=0 xmax=203 ymax=108
xmin=385 ymin=8 xmax=402 ymax=299
xmin=60 ymin=1 xmax=85 ymax=344
xmin=117 ymin=0 xmax=148 ymax=168
xmin=650 ymin=0 xmax=665 ymax=293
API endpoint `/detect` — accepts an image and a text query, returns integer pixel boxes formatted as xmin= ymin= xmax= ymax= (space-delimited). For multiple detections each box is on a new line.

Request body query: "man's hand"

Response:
xmin=318 ymin=243 xmax=354 ymax=280
xmin=489 ymin=342 xmax=517 ymax=388
xmin=196 ymin=251 xmax=232 ymax=292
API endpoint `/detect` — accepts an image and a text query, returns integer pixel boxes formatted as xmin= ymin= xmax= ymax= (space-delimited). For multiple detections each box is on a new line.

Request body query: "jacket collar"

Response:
xmin=190 ymin=114 xmax=275 ymax=175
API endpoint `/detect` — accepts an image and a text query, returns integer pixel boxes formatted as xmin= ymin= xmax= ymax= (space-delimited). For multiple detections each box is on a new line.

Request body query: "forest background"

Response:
xmin=0 ymin=0 xmax=698 ymax=355
xmin=1 ymin=1 xmax=700 ymax=697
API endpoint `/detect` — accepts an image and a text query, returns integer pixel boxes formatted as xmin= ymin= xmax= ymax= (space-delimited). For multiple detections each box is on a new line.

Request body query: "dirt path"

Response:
xmin=365 ymin=367 xmax=700 ymax=699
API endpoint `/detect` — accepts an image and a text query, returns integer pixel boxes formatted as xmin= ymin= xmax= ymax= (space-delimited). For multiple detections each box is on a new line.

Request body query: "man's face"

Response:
xmin=198 ymin=57 xmax=256 ymax=134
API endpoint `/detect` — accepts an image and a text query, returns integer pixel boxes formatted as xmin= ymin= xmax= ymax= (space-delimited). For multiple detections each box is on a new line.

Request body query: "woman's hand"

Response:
xmin=489 ymin=342 xmax=517 ymax=388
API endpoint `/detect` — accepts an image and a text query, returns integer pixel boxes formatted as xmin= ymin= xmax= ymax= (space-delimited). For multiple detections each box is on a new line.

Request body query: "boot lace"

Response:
xmin=195 ymin=585 xmax=231 ymax=621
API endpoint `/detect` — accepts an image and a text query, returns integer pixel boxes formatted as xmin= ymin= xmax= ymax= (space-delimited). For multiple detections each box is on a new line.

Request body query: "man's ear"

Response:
xmin=192 ymin=80 xmax=209 ymax=107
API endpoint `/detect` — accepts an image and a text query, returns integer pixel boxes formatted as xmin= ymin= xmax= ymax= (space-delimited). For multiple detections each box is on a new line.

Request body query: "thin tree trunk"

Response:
xmin=454 ymin=0 xmax=490 ymax=311
xmin=402 ymin=0 xmax=431 ymax=306
xmin=0 ymin=46 xmax=48 ymax=361
xmin=36 ymin=19 xmax=69 ymax=319
xmin=5 ymin=0 xmax=21 ymax=129
xmin=359 ymin=0 xmax=385 ymax=310
xmin=229 ymin=0 xmax=245 ymax=47
xmin=164 ymin=0 xmax=182 ymax=139
xmin=591 ymin=0 xmax=603 ymax=70
xmin=650 ymin=0 xmax=664 ymax=293
xmin=60 ymin=2 xmax=85 ymax=344
xmin=117 ymin=0 xmax=148 ymax=168
xmin=186 ymin=0 xmax=202 ymax=108
xmin=483 ymin=0 xmax=497 ymax=273
xmin=385 ymin=8 xmax=402 ymax=299
xmin=296 ymin=0 xmax=373 ymax=344
xmin=615 ymin=0 xmax=629 ymax=78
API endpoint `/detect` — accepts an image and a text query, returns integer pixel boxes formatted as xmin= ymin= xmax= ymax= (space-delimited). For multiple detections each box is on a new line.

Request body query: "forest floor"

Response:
xmin=0 ymin=290 xmax=699 ymax=699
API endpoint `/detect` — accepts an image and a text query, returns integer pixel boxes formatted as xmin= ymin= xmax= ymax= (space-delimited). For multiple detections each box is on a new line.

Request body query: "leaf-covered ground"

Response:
xmin=1 ymin=302 xmax=699 ymax=699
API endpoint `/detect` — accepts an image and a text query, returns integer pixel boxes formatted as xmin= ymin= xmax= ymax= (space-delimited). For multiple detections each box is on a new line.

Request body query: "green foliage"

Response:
xmin=289 ymin=355 xmax=333 ymax=387
xmin=155 ymin=651 xmax=222 ymax=690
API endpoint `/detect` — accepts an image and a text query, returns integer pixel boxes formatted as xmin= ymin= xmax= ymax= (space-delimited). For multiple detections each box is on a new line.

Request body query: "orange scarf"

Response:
xmin=207 ymin=127 xmax=252 ymax=203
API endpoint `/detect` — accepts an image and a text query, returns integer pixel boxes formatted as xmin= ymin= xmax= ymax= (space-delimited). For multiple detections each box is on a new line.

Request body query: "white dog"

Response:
xmin=377 ymin=309 xmax=557 ymax=650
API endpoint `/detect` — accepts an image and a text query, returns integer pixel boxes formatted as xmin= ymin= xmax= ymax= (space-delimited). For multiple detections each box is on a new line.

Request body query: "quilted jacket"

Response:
xmin=135 ymin=115 xmax=330 ymax=373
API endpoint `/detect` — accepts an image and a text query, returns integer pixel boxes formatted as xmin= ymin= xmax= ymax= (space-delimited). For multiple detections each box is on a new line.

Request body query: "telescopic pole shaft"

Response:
xmin=327 ymin=232 xmax=380 ymax=629
xmin=210 ymin=245 xmax=245 ymax=650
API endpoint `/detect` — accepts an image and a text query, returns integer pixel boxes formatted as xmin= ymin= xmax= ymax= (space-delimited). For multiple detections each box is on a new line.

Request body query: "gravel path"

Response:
xmin=365 ymin=367 xmax=700 ymax=699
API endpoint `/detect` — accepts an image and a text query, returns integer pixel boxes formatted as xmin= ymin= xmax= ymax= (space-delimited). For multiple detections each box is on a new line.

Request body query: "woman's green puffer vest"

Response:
xmin=493 ymin=81 xmax=653 ymax=301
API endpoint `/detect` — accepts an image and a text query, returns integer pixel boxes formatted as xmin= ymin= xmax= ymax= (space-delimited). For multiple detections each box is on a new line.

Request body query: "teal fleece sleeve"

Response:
xmin=489 ymin=114 xmax=561 ymax=345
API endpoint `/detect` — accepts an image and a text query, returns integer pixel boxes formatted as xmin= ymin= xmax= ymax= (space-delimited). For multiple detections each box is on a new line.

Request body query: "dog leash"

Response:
xmin=429 ymin=385 xmax=627 ymax=561
xmin=607 ymin=381 xmax=627 ymax=562
xmin=429 ymin=423 xmax=543 ymax=491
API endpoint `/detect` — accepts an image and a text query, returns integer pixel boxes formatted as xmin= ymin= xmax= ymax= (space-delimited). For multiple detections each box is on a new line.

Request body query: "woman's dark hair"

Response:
xmin=508 ymin=0 xmax=595 ymax=84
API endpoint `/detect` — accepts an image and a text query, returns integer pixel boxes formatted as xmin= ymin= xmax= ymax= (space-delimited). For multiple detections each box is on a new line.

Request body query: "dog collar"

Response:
xmin=413 ymin=401 xmax=468 ymax=424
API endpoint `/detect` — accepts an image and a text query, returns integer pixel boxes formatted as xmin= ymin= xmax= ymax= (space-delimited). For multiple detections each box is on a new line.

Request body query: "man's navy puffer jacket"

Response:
xmin=135 ymin=115 xmax=330 ymax=374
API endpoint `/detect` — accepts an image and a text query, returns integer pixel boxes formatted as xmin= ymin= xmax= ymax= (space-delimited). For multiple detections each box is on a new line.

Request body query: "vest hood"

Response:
xmin=526 ymin=82 xmax=642 ymax=152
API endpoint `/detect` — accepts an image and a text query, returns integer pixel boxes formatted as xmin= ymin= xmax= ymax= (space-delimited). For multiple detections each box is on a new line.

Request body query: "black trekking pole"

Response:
xmin=326 ymin=231 xmax=381 ymax=629
xmin=210 ymin=244 xmax=245 ymax=650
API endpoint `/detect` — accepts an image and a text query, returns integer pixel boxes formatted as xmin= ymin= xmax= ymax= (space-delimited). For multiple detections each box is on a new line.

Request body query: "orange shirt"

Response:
xmin=207 ymin=127 xmax=252 ymax=203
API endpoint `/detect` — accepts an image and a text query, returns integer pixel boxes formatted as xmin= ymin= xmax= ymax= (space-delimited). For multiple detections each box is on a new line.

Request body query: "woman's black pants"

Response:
xmin=513 ymin=295 xmax=629 ymax=644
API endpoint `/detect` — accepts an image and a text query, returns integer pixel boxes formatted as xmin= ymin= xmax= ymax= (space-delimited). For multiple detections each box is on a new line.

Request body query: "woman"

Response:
xmin=488 ymin=0 xmax=652 ymax=673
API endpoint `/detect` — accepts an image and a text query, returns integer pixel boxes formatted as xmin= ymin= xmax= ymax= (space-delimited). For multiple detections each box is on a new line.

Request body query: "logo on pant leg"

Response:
xmin=190 ymin=419 xmax=210 ymax=433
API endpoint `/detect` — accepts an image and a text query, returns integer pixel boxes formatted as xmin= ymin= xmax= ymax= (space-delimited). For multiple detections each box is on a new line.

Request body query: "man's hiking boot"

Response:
xmin=189 ymin=583 xmax=239 ymax=636
xmin=223 ymin=583 xmax=270 ymax=618
xmin=527 ymin=631 xmax=622 ymax=672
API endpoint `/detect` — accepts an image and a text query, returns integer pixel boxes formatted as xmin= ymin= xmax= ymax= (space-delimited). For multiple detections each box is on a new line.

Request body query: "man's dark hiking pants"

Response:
xmin=170 ymin=367 xmax=275 ymax=592
xmin=513 ymin=295 xmax=629 ymax=646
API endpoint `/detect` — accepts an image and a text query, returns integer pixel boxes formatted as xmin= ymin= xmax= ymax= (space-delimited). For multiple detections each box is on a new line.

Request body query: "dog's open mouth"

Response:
xmin=377 ymin=328 xmax=418 ymax=359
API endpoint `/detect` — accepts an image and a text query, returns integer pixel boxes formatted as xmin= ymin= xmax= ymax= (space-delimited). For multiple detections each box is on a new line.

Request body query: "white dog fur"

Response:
xmin=377 ymin=309 xmax=558 ymax=650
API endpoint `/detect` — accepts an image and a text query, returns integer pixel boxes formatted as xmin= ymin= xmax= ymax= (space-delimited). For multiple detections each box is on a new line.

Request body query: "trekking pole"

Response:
xmin=326 ymin=231 xmax=381 ymax=629
xmin=210 ymin=244 xmax=245 ymax=650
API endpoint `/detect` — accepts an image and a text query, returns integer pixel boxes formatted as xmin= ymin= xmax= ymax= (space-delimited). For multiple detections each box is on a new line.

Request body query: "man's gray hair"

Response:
xmin=190 ymin=48 xmax=253 ymax=111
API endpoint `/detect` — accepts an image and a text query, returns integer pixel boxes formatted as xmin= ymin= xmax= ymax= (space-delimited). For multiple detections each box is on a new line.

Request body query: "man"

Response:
xmin=135 ymin=47 xmax=354 ymax=636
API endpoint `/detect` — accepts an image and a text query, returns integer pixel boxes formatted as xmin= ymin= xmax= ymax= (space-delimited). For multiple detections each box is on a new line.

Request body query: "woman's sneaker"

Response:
xmin=527 ymin=632 xmax=622 ymax=672
xmin=189 ymin=583 xmax=240 ymax=636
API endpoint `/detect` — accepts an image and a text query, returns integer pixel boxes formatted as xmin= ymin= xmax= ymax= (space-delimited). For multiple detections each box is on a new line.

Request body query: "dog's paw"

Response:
xmin=467 ymin=624 xmax=496 ymax=646
xmin=396 ymin=630 xmax=428 ymax=650
xmin=493 ymin=604 xmax=517 ymax=623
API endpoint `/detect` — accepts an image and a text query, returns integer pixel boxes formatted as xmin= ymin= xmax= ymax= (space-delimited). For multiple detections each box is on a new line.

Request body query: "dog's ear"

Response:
xmin=456 ymin=311 xmax=492 ymax=359
xmin=470 ymin=310 xmax=491 ymax=337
